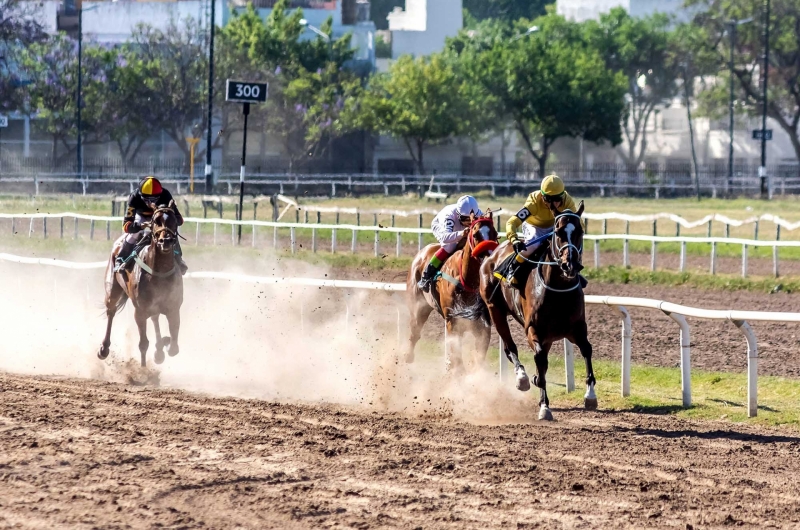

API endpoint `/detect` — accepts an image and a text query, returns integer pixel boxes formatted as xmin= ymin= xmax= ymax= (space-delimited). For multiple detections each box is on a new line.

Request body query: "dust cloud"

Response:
xmin=0 ymin=254 xmax=533 ymax=423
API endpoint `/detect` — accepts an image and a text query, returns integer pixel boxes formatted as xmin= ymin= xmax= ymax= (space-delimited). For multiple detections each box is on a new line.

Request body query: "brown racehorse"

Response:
xmin=479 ymin=203 xmax=594 ymax=421
xmin=98 ymin=203 xmax=184 ymax=367
xmin=406 ymin=214 xmax=499 ymax=372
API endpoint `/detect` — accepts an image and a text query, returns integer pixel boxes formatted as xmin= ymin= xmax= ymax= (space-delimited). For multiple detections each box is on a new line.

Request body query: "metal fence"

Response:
xmin=2 ymin=156 xmax=800 ymax=197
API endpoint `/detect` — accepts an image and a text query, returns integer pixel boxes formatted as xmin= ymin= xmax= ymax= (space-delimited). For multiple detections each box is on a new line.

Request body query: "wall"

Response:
xmin=81 ymin=0 xmax=224 ymax=43
xmin=557 ymin=0 xmax=689 ymax=22
xmin=389 ymin=0 xmax=462 ymax=59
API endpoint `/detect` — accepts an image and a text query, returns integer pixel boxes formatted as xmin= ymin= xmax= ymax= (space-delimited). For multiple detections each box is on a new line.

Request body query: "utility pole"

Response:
xmin=76 ymin=3 xmax=83 ymax=180
xmin=205 ymin=0 xmax=216 ymax=193
xmin=728 ymin=21 xmax=736 ymax=194
xmin=759 ymin=0 xmax=771 ymax=199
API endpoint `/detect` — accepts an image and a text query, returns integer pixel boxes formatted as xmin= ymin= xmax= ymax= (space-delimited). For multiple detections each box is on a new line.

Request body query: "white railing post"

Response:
xmin=195 ymin=222 xmax=200 ymax=246
xmin=650 ymin=220 xmax=657 ymax=271
xmin=563 ymin=340 xmax=575 ymax=393
xmin=615 ymin=305 xmax=631 ymax=397
xmin=623 ymin=221 xmax=630 ymax=268
xmin=374 ymin=230 xmax=379 ymax=257
xmin=710 ymin=242 xmax=717 ymax=275
xmin=742 ymin=244 xmax=748 ymax=278
xmin=498 ymin=335 xmax=512 ymax=384
xmin=396 ymin=232 xmax=402 ymax=258
xmin=312 ymin=227 xmax=317 ymax=253
xmin=733 ymin=320 xmax=758 ymax=418
xmin=665 ymin=312 xmax=691 ymax=408
xmin=679 ymin=241 xmax=686 ymax=272
xmin=290 ymin=227 xmax=296 ymax=254
xmin=351 ymin=229 xmax=357 ymax=254
xmin=593 ymin=240 xmax=599 ymax=268
xmin=331 ymin=228 xmax=337 ymax=254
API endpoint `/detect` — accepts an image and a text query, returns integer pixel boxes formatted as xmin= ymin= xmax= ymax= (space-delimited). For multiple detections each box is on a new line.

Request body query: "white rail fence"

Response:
xmin=2 ymin=252 xmax=799 ymax=418
xmin=3 ymin=212 xmax=800 ymax=278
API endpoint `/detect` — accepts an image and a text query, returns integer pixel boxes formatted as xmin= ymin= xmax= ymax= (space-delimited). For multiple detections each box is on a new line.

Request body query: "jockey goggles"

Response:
xmin=543 ymin=192 xmax=565 ymax=204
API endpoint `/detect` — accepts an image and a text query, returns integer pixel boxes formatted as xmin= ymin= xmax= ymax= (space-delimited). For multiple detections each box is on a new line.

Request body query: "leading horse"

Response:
xmin=98 ymin=203 xmax=184 ymax=367
xmin=479 ymin=203 xmax=594 ymax=420
xmin=406 ymin=214 xmax=499 ymax=372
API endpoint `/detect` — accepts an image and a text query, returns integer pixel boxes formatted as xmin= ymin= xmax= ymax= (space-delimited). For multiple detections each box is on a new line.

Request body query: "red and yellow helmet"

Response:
xmin=139 ymin=176 xmax=163 ymax=198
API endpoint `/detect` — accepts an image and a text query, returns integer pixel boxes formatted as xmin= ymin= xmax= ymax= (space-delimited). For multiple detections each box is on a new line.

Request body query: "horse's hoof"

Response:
xmin=160 ymin=336 xmax=171 ymax=349
xmin=403 ymin=354 xmax=415 ymax=364
xmin=584 ymin=398 xmax=598 ymax=411
xmin=154 ymin=349 xmax=165 ymax=365
xmin=538 ymin=406 xmax=554 ymax=421
xmin=515 ymin=369 xmax=530 ymax=392
xmin=97 ymin=347 xmax=110 ymax=360
xmin=168 ymin=345 xmax=179 ymax=357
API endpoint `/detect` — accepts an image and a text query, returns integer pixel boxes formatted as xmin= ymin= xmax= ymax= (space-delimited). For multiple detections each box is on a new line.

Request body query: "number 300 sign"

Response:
xmin=226 ymin=80 xmax=268 ymax=103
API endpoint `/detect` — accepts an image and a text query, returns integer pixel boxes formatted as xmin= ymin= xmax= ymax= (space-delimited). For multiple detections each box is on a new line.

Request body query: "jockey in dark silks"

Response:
xmin=115 ymin=176 xmax=188 ymax=275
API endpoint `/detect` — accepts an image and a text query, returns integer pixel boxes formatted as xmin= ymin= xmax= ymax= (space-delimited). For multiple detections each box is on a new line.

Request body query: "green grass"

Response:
xmin=414 ymin=338 xmax=800 ymax=427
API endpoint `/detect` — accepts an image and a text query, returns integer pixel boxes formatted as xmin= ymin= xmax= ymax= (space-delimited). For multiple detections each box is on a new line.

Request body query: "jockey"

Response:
xmin=115 ymin=176 xmax=188 ymax=275
xmin=417 ymin=195 xmax=483 ymax=293
xmin=495 ymin=174 xmax=586 ymax=288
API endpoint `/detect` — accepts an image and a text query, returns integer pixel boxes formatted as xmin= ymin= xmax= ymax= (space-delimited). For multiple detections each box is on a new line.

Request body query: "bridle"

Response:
xmin=459 ymin=216 xmax=499 ymax=294
xmin=549 ymin=212 xmax=583 ymax=265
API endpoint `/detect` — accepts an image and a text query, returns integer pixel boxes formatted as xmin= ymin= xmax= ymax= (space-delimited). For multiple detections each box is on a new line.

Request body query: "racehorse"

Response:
xmin=98 ymin=202 xmax=184 ymax=367
xmin=479 ymin=203 xmax=594 ymax=421
xmin=406 ymin=214 xmax=499 ymax=372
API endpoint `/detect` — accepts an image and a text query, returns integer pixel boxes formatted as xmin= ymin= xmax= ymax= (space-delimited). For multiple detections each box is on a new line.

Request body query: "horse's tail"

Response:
xmin=449 ymin=294 xmax=491 ymax=326
xmin=114 ymin=292 xmax=129 ymax=314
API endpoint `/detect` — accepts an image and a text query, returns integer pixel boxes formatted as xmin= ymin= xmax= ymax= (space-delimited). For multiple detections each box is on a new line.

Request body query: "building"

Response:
xmin=557 ymin=0 xmax=687 ymax=23
xmin=387 ymin=0 xmax=462 ymax=59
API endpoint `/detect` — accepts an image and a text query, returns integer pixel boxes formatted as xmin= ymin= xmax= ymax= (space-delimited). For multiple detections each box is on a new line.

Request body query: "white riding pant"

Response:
xmin=518 ymin=224 xmax=552 ymax=258
xmin=124 ymin=213 xmax=151 ymax=244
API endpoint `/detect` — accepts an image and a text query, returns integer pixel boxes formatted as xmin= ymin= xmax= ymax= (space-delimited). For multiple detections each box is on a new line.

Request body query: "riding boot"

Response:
xmin=417 ymin=262 xmax=439 ymax=293
xmin=115 ymin=240 xmax=136 ymax=271
xmin=174 ymin=241 xmax=188 ymax=276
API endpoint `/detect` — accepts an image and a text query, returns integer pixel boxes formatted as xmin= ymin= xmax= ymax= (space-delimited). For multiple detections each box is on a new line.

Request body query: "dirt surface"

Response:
xmin=3 ymin=372 xmax=800 ymax=529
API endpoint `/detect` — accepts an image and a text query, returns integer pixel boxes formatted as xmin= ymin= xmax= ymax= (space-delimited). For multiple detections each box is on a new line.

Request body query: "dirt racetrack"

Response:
xmin=3 ymin=256 xmax=800 ymax=528
xmin=3 ymin=371 xmax=800 ymax=529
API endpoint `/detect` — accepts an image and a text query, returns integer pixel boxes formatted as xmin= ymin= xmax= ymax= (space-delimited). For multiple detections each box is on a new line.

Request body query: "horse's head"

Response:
xmin=552 ymin=201 xmax=585 ymax=280
xmin=151 ymin=200 xmax=179 ymax=255
xmin=467 ymin=211 xmax=499 ymax=260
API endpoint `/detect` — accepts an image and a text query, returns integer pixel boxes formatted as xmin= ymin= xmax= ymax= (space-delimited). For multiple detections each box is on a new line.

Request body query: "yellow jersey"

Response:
xmin=506 ymin=190 xmax=578 ymax=243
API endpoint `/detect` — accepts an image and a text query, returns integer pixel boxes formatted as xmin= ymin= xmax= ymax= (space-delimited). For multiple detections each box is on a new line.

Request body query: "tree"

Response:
xmin=470 ymin=14 xmax=628 ymax=177
xmin=354 ymin=53 xmax=470 ymax=174
xmin=0 ymin=0 xmax=47 ymax=114
xmin=686 ymin=0 xmax=800 ymax=162
xmin=123 ymin=18 xmax=208 ymax=168
xmin=463 ymin=0 xmax=551 ymax=25
xmin=584 ymin=8 xmax=682 ymax=167
xmin=22 ymin=35 xmax=116 ymax=164
xmin=215 ymin=1 xmax=360 ymax=169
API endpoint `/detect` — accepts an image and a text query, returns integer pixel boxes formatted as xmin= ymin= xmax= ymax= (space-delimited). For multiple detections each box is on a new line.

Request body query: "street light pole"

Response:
xmin=760 ymin=0 xmax=771 ymax=199
xmin=205 ymin=0 xmax=216 ymax=193
xmin=76 ymin=4 xmax=83 ymax=179
xmin=728 ymin=21 xmax=735 ymax=193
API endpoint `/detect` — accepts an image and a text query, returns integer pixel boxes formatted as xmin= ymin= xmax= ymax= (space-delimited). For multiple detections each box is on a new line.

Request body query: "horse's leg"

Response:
xmin=473 ymin=319 xmax=492 ymax=370
xmin=166 ymin=309 xmax=180 ymax=357
xmin=99 ymin=280 xmax=125 ymax=360
xmin=152 ymin=316 xmax=165 ymax=365
xmin=529 ymin=331 xmax=553 ymax=421
xmin=134 ymin=309 xmax=149 ymax=368
xmin=572 ymin=321 xmax=597 ymax=410
xmin=405 ymin=299 xmax=433 ymax=363
xmin=487 ymin=304 xmax=529 ymax=391
xmin=445 ymin=318 xmax=464 ymax=374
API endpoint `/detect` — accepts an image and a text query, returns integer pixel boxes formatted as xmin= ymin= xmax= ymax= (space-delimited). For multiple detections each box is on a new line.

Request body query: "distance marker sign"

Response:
xmin=225 ymin=80 xmax=268 ymax=103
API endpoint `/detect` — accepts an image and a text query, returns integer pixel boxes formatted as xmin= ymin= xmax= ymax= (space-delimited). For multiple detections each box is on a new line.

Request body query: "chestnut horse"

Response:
xmin=406 ymin=214 xmax=499 ymax=372
xmin=479 ymin=203 xmax=594 ymax=421
xmin=98 ymin=203 xmax=184 ymax=367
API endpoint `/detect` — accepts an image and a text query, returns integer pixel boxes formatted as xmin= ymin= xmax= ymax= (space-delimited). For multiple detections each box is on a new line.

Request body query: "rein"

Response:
xmin=460 ymin=217 xmax=498 ymax=293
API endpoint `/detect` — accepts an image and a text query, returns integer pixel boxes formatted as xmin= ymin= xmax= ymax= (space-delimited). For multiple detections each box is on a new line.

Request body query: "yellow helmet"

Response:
xmin=541 ymin=174 xmax=565 ymax=198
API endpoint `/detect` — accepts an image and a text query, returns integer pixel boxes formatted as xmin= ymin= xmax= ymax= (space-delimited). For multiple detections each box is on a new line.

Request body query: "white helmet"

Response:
xmin=456 ymin=195 xmax=482 ymax=218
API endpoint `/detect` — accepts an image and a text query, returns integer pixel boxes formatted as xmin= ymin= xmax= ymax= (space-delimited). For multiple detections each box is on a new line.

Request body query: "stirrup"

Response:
xmin=417 ymin=277 xmax=431 ymax=293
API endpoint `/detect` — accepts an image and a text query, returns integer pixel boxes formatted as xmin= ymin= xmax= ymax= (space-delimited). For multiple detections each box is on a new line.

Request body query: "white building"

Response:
xmin=387 ymin=0 xmax=461 ymax=59
xmin=557 ymin=0 xmax=687 ymax=22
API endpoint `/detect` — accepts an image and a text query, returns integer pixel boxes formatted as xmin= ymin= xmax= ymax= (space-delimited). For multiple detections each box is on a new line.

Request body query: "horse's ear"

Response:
xmin=488 ymin=209 xmax=493 ymax=220
xmin=470 ymin=212 xmax=476 ymax=223
xmin=576 ymin=201 xmax=585 ymax=217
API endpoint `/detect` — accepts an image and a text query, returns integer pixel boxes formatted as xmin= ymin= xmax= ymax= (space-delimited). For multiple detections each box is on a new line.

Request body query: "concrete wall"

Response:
xmin=557 ymin=0 xmax=689 ymax=22
xmin=81 ymin=0 xmax=224 ymax=43
xmin=389 ymin=0 xmax=461 ymax=59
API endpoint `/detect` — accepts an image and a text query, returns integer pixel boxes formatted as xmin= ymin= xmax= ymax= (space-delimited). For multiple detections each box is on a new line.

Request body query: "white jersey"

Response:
xmin=431 ymin=204 xmax=469 ymax=245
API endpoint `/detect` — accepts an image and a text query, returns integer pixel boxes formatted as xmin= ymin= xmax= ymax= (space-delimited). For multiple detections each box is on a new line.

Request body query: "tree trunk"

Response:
xmin=416 ymin=139 xmax=425 ymax=176
xmin=683 ymin=70 xmax=701 ymax=201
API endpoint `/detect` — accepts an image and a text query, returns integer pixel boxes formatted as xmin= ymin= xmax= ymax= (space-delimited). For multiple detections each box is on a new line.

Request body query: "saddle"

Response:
xmin=493 ymin=241 xmax=550 ymax=292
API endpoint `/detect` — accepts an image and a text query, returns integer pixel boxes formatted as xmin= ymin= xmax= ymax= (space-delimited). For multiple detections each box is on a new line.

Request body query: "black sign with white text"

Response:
xmin=226 ymin=80 xmax=268 ymax=103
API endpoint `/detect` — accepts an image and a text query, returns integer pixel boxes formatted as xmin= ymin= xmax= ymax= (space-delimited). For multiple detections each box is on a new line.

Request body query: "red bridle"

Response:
xmin=459 ymin=217 xmax=499 ymax=293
